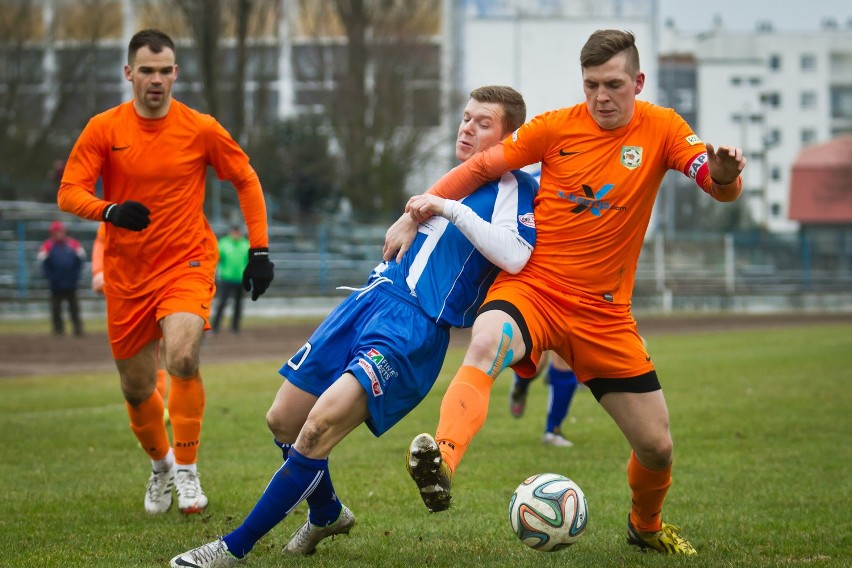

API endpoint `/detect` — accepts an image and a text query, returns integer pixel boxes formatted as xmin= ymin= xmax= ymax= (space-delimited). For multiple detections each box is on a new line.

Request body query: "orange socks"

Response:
xmin=627 ymin=450 xmax=671 ymax=533
xmin=167 ymin=375 xmax=206 ymax=465
xmin=435 ymin=365 xmax=494 ymax=473
xmin=127 ymin=391 xmax=170 ymax=461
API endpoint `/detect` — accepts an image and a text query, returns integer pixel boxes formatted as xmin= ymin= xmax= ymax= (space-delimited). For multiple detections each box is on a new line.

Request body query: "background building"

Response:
xmin=2 ymin=0 xmax=851 ymax=312
xmin=660 ymin=18 xmax=852 ymax=234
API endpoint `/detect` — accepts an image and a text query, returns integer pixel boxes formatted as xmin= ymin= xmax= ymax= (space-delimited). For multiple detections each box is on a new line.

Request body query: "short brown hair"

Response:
xmin=128 ymin=29 xmax=176 ymax=65
xmin=580 ymin=29 xmax=640 ymax=76
xmin=469 ymin=86 xmax=526 ymax=134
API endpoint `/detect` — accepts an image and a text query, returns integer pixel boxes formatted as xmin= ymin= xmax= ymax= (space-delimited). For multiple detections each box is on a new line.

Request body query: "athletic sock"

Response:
xmin=435 ymin=365 xmax=494 ymax=473
xmin=152 ymin=448 xmax=175 ymax=474
xmin=512 ymin=372 xmax=532 ymax=395
xmin=126 ymin=390 xmax=170 ymax=461
xmin=174 ymin=462 xmax=197 ymax=474
xmin=273 ymin=438 xmax=291 ymax=461
xmin=223 ymin=448 xmax=338 ymax=558
xmin=272 ymin=439 xmax=339 ymax=523
xmin=545 ymin=366 xmax=578 ymax=433
xmin=627 ymin=450 xmax=671 ymax=533
xmin=167 ymin=374 xmax=206 ymax=465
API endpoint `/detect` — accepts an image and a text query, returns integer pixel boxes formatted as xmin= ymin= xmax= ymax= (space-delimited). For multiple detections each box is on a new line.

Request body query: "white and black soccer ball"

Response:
xmin=508 ymin=472 xmax=588 ymax=552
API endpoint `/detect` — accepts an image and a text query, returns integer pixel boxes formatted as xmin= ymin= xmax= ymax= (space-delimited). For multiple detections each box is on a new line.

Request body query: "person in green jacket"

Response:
xmin=211 ymin=225 xmax=251 ymax=334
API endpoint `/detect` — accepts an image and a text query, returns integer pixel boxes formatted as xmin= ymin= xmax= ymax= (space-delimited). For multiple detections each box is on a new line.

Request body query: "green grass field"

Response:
xmin=2 ymin=322 xmax=851 ymax=567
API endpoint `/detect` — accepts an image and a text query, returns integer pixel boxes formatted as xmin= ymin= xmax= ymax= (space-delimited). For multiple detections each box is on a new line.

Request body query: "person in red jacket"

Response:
xmin=38 ymin=220 xmax=86 ymax=336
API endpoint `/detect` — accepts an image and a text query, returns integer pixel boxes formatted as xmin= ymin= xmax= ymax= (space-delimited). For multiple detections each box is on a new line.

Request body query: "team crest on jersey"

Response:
xmin=685 ymin=134 xmax=702 ymax=146
xmin=620 ymin=146 xmax=642 ymax=170
xmin=518 ymin=213 xmax=535 ymax=228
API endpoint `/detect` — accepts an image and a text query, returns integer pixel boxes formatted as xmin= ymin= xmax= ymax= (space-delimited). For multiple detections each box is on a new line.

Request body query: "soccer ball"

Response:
xmin=508 ymin=473 xmax=588 ymax=552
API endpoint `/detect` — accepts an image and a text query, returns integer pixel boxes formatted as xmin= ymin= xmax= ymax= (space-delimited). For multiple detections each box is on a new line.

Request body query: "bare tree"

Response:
xmin=0 ymin=0 xmax=118 ymax=200
xmin=144 ymin=0 xmax=277 ymax=143
xmin=296 ymin=0 xmax=443 ymax=222
xmin=173 ymin=0 xmax=223 ymax=119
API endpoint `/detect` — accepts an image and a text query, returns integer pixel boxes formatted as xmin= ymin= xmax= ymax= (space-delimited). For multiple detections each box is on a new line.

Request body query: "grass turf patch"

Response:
xmin=1 ymin=322 xmax=850 ymax=567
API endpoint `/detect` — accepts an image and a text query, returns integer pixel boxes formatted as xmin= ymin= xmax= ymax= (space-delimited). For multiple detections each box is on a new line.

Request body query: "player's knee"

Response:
xmin=635 ymin=436 xmax=673 ymax=469
xmin=464 ymin=332 xmax=506 ymax=369
xmin=166 ymin=351 xmax=198 ymax=378
xmin=266 ymin=407 xmax=298 ymax=443
xmin=121 ymin=382 xmax=155 ymax=406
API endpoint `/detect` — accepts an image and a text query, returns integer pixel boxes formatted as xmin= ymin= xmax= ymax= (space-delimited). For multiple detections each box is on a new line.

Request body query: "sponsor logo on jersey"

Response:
xmin=685 ymin=134 xmax=702 ymax=146
xmin=111 ymin=145 xmax=130 ymax=151
xmin=367 ymin=348 xmax=384 ymax=365
xmin=357 ymin=358 xmax=383 ymax=396
xmin=518 ymin=213 xmax=535 ymax=228
xmin=620 ymin=146 xmax=642 ymax=170
xmin=688 ymin=153 xmax=707 ymax=180
xmin=362 ymin=348 xmax=399 ymax=392
xmin=512 ymin=129 xmax=519 ymax=142
xmin=559 ymin=183 xmax=626 ymax=217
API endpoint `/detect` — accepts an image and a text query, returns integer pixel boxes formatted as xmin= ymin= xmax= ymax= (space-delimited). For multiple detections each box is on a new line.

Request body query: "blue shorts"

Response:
xmin=279 ymin=282 xmax=450 ymax=436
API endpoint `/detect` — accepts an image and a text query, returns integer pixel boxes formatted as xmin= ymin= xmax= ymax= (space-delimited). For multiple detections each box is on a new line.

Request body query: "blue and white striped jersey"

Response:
xmin=367 ymin=169 xmax=537 ymax=328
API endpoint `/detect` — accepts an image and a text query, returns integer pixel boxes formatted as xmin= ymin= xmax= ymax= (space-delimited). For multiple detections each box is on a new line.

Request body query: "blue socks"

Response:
xmin=272 ymin=439 xmax=342 ymax=526
xmin=223 ymin=447 xmax=341 ymax=558
xmin=545 ymin=367 xmax=578 ymax=433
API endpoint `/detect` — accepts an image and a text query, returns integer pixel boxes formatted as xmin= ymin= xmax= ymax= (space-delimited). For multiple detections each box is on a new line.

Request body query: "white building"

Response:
xmin=456 ymin=0 xmax=657 ymax=119
xmin=9 ymin=1 xmax=851 ymax=233
xmin=660 ymin=19 xmax=852 ymax=233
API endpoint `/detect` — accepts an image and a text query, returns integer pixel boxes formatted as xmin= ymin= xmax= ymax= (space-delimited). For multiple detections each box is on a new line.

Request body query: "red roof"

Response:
xmin=788 ymin=135 xmax=852 ymax=223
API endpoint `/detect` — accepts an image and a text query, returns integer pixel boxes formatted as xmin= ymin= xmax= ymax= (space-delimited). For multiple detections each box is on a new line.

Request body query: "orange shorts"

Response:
xmin=480 ymin=274 xmax=653 ymax=383
xmin=105 ymin=271 xmax=215 ymax=360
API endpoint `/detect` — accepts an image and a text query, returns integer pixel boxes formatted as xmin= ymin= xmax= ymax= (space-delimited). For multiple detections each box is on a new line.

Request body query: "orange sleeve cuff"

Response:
xmin=427 ymin=143 xmax=509 ymax=199
xmin=709 ymin=176 xmax=743 ymax=202
xmin=233 ymin=169 xmax=269 ymax=248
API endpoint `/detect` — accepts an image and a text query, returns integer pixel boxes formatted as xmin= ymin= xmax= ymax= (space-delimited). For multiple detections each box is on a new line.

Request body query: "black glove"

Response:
xmin=242 ymin=247 xmax=274 ymax=301
xmin=103 ymin=201 xmax=151 ymax=231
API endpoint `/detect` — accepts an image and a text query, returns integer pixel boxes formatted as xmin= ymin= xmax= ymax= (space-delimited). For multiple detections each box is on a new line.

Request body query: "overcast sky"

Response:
xmin=657 ymin=0 xmax=851 ymax=32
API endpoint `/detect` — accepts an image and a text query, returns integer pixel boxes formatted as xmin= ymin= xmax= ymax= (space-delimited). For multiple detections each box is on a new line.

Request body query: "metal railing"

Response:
xmin=2 ymin=206 xmax=851 ymax=315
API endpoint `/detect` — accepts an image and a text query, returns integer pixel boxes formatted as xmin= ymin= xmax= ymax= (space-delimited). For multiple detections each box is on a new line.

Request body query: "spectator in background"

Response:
xmin=38 ymin=220 xmax=86 ymax=336
xmin=50 ymin=160 xmax=66 ymax=185
xmin=211 ymin=225 xmax=250 ymax=334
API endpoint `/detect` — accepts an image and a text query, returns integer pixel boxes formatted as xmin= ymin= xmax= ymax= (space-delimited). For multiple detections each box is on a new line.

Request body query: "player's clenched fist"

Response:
xmin=242 ymin=247 xmax=275 ymax=301
xmin=103 ymin=201 xmax=151 ymax=231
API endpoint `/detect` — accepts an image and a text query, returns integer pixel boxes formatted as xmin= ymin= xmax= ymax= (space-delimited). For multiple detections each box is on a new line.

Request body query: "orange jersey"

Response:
xmin=58 ymin=100 xmax=268 ymax=299
xmin=431 ymin=100 xmax=740 ymax=305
